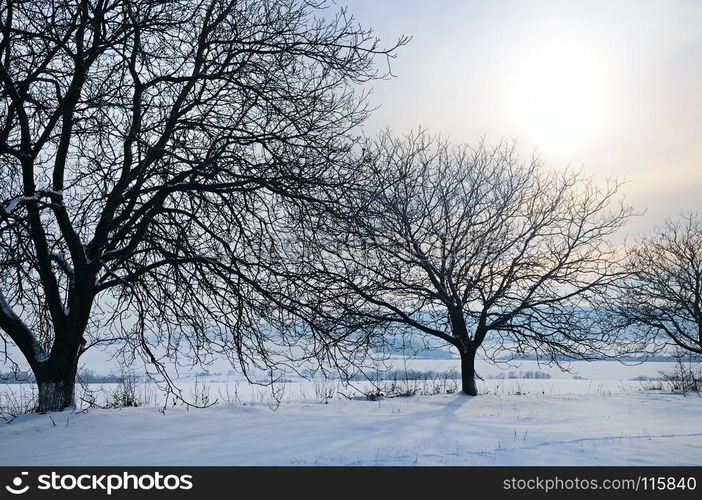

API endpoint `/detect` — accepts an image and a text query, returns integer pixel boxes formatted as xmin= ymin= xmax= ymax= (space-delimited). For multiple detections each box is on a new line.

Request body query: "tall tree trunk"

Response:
xmin=448 ymin=306 xmax=479 ymax=396
xmin=36 ymin=373 xmax=77 ymax=413
xmin=460 ymin=348 xmax=478 ymax=396
xmin=33 ymin=348 xmax=81 ymax=413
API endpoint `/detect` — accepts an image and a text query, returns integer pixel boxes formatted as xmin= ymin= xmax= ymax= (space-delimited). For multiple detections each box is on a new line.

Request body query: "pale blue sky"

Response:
xmin=345 ymin=0 xmax=702 ymax=233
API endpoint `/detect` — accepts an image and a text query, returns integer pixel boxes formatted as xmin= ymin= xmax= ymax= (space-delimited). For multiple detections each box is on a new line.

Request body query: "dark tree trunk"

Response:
xmin=448 ymin=306 xmax=479 ymax=396
xmin=36 ymin=374 xmax=77 ymax=413
xmin=32 ymin=346 xmax=81 ymax=413
xmin=460 ymin=349 xmax=478 ymax=396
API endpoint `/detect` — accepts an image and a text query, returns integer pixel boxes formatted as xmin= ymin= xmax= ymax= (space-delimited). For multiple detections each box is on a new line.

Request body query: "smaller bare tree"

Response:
xmin=617 ymin=213 xmax=702 ymax=355
xmin=305 ymin=131 xmax=637 ymax=395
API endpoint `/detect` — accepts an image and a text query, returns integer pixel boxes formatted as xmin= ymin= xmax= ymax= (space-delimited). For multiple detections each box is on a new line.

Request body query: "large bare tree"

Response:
xmin=306 ymin=132 xmax=636 ymax=395
xmin=616 ymin=213 xmax=702 ymax=355
xmin=0 ymin=0 xmax=405 ymax=411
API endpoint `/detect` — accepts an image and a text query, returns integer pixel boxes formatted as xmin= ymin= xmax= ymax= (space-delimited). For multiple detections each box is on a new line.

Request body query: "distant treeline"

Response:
xmin=497 ymin=354 xmax=699 ymax=362
xmin=0 ymin=370 xmax=136 ymax=384
xmin=350 ymin=369 xmax=462 ymax=381
xmin=486 ymin=370 xmax=552 ymax=380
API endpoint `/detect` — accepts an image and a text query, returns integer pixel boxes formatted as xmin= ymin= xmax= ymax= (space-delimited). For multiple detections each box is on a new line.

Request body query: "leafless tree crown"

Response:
xmin=617 ymin=213 xmax=702 ymax=354
xmin=0 ymin=0 xmax=406 ymax=408
xmin=303 ymin=131 xmax=636 ymax=394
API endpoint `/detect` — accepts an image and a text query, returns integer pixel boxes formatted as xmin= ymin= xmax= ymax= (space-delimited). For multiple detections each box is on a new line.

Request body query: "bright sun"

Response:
xmin=508 ymin=43 xmax=610 ymax=156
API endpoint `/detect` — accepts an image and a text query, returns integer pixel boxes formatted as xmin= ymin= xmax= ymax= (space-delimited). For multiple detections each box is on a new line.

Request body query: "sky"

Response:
xmin=5 ymin=1 xmax=701 ymax=376
xmin=347 ymin=0 xmax=702 ymax=235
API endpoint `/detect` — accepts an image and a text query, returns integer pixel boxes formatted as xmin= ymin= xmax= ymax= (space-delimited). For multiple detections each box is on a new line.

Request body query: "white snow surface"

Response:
xmin=1 ymin=377 xmax=701 ymax=466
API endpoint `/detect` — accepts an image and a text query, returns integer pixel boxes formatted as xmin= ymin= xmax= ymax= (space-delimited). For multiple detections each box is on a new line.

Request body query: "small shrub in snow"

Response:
xmin=77 ymin=371 xmax=143 ymax=410
xmin=358 ymin=370 xmax=459 ymax=399
xmin=189 ymin=377 xmax=215 ymax=407
xmin=660 ymin=352 xmax=702 ymax=395
xmin=0 ymin=383 xmax=37 ymax=421
xmin=218 ymin=381 xmax=241 ymax=405
xmin=313 ymin=379 xmax=337 ymax=403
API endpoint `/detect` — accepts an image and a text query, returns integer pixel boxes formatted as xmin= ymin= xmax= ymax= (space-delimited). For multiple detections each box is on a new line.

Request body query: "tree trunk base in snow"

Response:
xmin=37 ymin=379 xmax=76 ymax=413
xmin=460 ymin=350 xmax=478 ymax=396
xmin=461 ymin=378 xmax=478 ymax=396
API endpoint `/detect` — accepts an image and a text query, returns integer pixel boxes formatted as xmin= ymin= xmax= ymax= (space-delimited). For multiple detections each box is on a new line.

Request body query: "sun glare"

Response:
xmin=508 ymin=43 xmax=610 ymax=156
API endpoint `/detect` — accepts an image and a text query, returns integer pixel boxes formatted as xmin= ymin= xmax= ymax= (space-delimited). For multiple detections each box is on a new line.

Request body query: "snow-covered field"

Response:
xmin=1 ymin=382 xmax=701 ymax=466
xmin=1 ymin=359 xmax=701 ymax=466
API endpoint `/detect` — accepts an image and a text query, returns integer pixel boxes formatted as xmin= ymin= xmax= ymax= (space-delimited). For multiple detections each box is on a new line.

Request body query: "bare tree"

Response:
xmin=616 ymin=213 xmax=702 ymax=355
xmin=0 ymin=0 xmax=406 ymax=411
xmin=306 ymin=132 xmax=635 ymax=395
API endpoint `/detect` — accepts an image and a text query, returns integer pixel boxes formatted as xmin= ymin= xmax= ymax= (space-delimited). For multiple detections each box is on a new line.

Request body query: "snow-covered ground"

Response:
xmin=1 ymin=358 xmax=701 ymax=466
